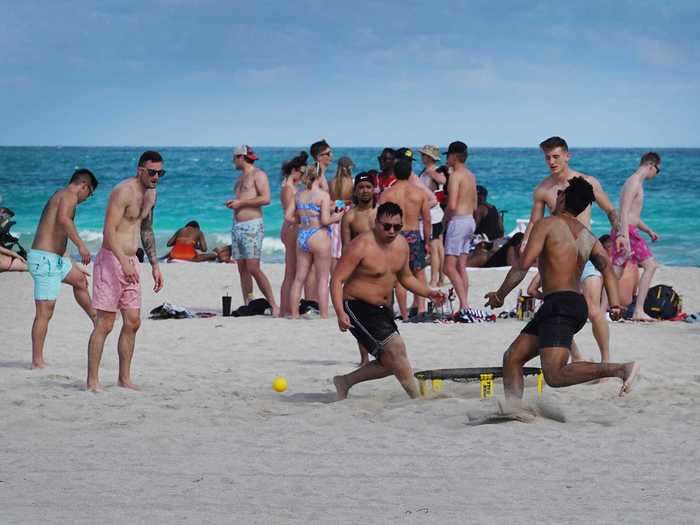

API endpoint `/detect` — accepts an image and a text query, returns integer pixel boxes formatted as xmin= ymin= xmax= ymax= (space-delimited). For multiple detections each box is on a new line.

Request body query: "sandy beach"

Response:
xmin=1 ymin=262 xmax=699 ymax=524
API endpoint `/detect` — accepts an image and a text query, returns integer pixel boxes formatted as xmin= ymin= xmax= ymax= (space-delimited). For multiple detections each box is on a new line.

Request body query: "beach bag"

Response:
xmin=231 ymin=298 xmax=271 ymax=317
xmin=643 ymin=285 xmax=681 ymax=320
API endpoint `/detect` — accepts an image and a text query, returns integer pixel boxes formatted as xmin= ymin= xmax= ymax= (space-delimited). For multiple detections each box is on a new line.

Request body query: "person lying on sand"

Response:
xmin=485 ymin=177 xmax=639 ymax=399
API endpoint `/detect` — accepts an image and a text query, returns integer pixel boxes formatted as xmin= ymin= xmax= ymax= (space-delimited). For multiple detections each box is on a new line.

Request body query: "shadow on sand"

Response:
xmin=279 ymin=392 xmax=338 ymax=404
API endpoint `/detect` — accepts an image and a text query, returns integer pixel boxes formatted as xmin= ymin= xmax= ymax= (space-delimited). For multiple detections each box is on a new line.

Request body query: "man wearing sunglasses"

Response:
xmin=87 ymin=151 xmax=165 ymax=392
xmin=27 ymin=169 xmax=98 ymax=369
xmin=309 ymin=139 xmax=332 ymax=192
xmin=610 ymin=152 xmax=662 ymax=321
xmin=331 ymin=202 xmax=446 ymax=400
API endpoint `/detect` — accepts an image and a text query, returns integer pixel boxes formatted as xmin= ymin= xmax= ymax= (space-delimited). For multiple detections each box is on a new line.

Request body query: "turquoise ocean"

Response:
xmin=1 ymin=147 xmax=698 ymax=267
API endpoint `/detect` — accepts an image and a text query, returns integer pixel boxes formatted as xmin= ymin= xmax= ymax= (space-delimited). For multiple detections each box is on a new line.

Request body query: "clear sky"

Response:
xmin=1 ymin=0 xmax=698 ymax=147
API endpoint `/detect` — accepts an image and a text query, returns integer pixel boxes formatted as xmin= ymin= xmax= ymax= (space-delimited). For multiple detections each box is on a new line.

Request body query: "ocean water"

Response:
xmin=1 ymin=146 xmax=698 ymax=266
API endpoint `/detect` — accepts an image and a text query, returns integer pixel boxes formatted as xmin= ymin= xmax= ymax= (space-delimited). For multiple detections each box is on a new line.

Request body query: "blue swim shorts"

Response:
xmin=27 ymin=249 xmax=73 ymax=300
xmin=580 ymin=260 xmax=602 ymax=282
xmin=231 ymin=218 xmax=264 ymax=260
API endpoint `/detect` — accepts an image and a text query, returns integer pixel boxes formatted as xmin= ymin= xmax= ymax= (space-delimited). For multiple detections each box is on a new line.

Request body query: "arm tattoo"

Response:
xmin=590 ymin=253 xmax=609 ymax=273
xmin=607 ymin=209 xmax=622 ymax=234
xmin=140 ymin=208 xmax=158 ymax=265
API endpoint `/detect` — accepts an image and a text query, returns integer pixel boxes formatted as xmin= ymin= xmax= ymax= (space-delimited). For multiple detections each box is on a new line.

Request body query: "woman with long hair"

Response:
xmin=286 ymin=164 xmax=345 ymax=319
xmin=279 ymin=151 xmax=308 ymax=317
xmin=328 ymin=156 xmax=354 ymax=271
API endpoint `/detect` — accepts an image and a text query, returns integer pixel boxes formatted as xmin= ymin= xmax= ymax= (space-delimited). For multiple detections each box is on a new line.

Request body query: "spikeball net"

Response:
xmin=413 ymin=367 xmax=544 ymax=398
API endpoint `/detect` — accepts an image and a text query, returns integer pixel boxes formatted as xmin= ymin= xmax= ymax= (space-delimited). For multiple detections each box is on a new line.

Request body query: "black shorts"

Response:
xmin=343 ymin=299 xmax=399 ymax=360
xmin=431 ymin=222 xmax=444 ymax=240
xmin=522 ymin=291 xmax=588 ymax=349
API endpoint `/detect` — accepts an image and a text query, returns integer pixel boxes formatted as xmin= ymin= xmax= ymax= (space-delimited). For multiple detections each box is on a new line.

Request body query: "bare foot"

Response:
xmin=619 ymin=362 xmax=640 ymax=396
xmin=357 ymin=359 xmax=370 ymax=368
xmin=118 ymin=380 xmax=141 ymax=391
xmin=631 ymin=311 xmax=657 ymax=322
xmin=333 ymin=375 xmax=349 ymax=400
xmin=271 ymin=306 xmax=281 ymax=318
xmin=31 ymin=360 xmax=48 ymax=369
xmin=86 ymin=382 xmax=104 ymax=393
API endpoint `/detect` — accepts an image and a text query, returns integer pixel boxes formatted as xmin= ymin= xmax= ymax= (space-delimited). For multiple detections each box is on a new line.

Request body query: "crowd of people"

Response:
xmin=1 ymin=137 xmax=659 ymax=398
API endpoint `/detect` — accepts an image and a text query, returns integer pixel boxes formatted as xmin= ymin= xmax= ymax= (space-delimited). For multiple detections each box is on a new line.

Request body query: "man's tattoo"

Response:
xmin=607 ymin=209 xmax=622 ymax=234
xmin=140 ymin=209 xmax=158 ymax=265
xmin=590 ymin=253 xmax=609 ymax=273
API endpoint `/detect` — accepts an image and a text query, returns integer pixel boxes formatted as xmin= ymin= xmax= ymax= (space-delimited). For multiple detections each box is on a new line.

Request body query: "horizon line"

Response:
xmin=2 ymin=144 xmax=699 ymax=149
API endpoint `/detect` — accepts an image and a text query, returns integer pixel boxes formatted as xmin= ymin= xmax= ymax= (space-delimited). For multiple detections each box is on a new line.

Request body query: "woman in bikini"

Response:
xmin=328 ymin=156 xmax=354 ymax=271
xmin=279 ymin=151 xmax=308 ymax=317
xmin=286 ymin=164 xmax=345 ymax=319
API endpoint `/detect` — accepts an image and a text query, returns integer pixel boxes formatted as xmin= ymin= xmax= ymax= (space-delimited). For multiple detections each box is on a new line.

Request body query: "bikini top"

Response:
xmin=296 ymin=198 xmax=321 ymax=226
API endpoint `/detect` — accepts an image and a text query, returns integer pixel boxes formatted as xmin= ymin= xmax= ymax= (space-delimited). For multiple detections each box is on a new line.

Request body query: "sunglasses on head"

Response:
xmin=142 ymin=168 xmax=166 ymax=178
xmin=379 ymin=221 xmax=403 ymax=232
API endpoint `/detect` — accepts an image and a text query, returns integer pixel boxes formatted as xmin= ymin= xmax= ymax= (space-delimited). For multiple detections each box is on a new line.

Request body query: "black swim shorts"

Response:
xmin=431 ymin=222 xmax=444 ymax=240
xmin=343 ymin=299 xmax=399 ymax=360
xmin=522 ymin=291 xmax=588 ymax=350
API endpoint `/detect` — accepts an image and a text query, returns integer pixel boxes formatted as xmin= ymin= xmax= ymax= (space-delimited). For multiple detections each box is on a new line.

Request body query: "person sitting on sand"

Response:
xmin=331 ymin=202 xmax=446 ymax=400
xmin=485 ymin=177 xmax=639 ymax=399
xmin=166 ymin=221 xmax=216 ymax=262
xmin=0 ymin=245 xmax=27 ymax=272
xmin=599 ymin=234 xmax=639 ymax=310
xmin=466 ymin=232 xmax=524 ymax=268
xmin=474 ymin=185 xmax=504 ymax=241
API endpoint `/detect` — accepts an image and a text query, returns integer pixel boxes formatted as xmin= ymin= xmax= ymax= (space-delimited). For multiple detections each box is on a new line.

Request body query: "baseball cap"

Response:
xmin=395 ymin=147 xmax=415 ymax=162
xmin=233 ymin=145 xmax=259 ymax=161
xmin=418 ymin=145 xmax=440 ymax=161
xmin=444 ymin=141 xmax=468 ymax=156
xmin=354 ymin=172 xmax=373 ymax=186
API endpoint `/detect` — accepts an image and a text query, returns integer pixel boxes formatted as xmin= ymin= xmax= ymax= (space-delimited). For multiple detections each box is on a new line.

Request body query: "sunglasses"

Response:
xmin=319 ymin=150 xmax=332 ymax=157
xmin=142 ymin=168 xmax=166 ymax=178
xmin=379 ymin=221 xmax=403 ymax=232
xmin=654 ymin=165 xmax=661 ymax=174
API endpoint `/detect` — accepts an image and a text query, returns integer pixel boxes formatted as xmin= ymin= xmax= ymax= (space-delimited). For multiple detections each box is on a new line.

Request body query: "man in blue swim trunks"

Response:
xmin=521 ymin=137 xmax=623 ymax=363
xmin=226 ymin=145 xmax=279 ymax=316
xmin=28 ymin=169 xmax=98 ymax=368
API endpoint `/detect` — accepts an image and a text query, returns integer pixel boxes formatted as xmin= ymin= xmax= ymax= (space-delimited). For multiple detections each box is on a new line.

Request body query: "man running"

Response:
xmin=28 ymin=169 xmax=98 ymax=368
xmin=485 ymin=177 xmax=639 ymax=398
xmin=523 ymin=136 xmax=622 ymax=362
xmin=87 ymin=151 xmax=165 ymax=391
xmin=331 ymin=202 xmax=445 ymax=399
xmin=443 ymin=141 xmax=477 ymax=316
xmin=227 ymin=145 xmax=279 ymax=315
xmin=378 ymin=159 xmax=432 ymax=320
xmin=610 ymin=152 xmax=661 ymax=321
xmin=341 ymin=172 xmax=377 ymax=246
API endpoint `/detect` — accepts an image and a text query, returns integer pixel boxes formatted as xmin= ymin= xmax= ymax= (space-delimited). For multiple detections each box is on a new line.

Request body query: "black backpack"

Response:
xmin=643 ymin=285 xmax=681 ymax=320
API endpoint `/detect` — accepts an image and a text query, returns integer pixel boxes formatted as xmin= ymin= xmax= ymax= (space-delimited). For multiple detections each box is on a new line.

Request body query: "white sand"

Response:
xmin=1 ymin=263 xmax=699 ymax=524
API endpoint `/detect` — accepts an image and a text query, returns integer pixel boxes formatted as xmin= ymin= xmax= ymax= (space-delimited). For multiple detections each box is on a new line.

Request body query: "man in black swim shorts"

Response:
xmin=331 ymin=202 xmax=445 ymax=400
xmin=485 ymin=177 xmax=640 ymax=398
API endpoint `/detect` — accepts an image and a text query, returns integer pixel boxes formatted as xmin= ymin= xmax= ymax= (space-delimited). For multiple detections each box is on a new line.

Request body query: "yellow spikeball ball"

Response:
xmin=272 ymin=376 xmax=288 ymax=393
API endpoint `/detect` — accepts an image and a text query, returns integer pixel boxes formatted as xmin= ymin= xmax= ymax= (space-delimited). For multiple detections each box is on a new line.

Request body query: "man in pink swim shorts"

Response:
xmin=87 ymin=151 xmax=165 ymax=392
xmin=611 ymin=152 xmax=662 ymax=321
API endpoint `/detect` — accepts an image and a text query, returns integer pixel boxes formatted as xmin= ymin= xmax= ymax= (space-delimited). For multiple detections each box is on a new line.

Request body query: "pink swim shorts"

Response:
xmin=92 ymin=248 xmax=142 ymax=312
xmin=610 ymin=226 xmax=652 ymax=267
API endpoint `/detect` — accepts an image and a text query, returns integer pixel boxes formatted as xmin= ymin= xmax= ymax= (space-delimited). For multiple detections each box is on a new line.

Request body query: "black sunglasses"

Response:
xmin=379 ymin=222 xmax=403 ymax=232
xmin=142 ymin=168 xmax=166 ymax=178
xmin=654 ymin=165 xmax=661 ymax=174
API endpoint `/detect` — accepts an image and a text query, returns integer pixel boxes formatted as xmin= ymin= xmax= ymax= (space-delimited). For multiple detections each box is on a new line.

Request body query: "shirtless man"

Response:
xmin=485 ymin=177 xmax=639 ymax=399
xmin=523 ymin=136 xmax=622 ymax=363
xmin=331 ymin=202 xmax=445 ymax=399
xmin=87 ymin=152 xmax=165 ymax=391
xmin=28 ymin=169 xmax=98 ymax=368
xmin=341 ymin=172 xmax=377 ymax=246
xmin=226 ymin=145 xmax=279 ymax=315
xmin=442 ymin=141 xmax=477 ymax=317
xmin=610 ymin=152 xmax=661 ymax=321
xmin=379 ymin=159 xmax=431 ymax=319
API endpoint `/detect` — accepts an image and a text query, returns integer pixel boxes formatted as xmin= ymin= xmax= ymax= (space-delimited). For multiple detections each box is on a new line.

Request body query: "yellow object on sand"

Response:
xmin=272 ymin=376 xmax=288 ymax=393
xmin=480 ymin=373 xmax=494 ymax=399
